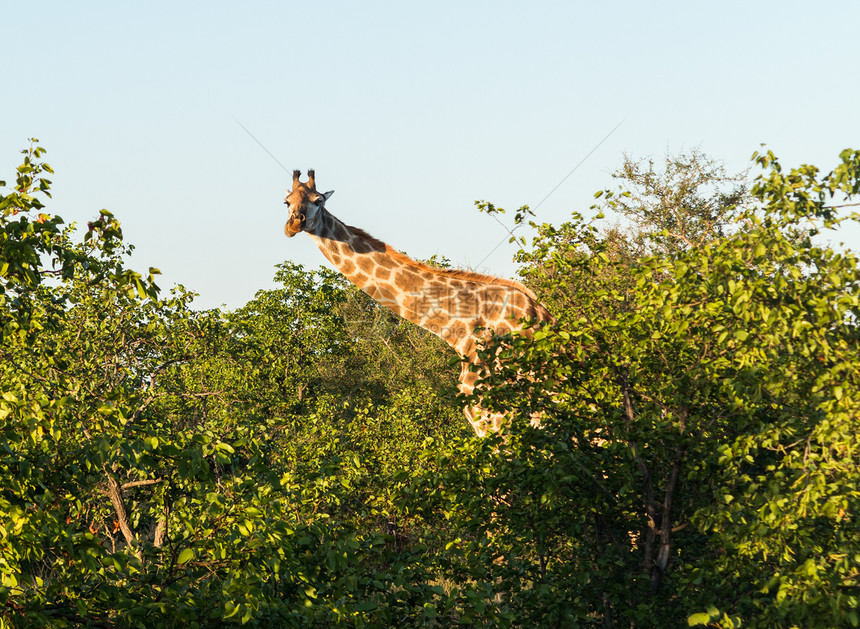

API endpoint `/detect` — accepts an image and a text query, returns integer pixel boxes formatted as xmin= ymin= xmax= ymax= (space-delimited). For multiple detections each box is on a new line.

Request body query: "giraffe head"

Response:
xmin=284 ymin=169 xmax=334 ymax=237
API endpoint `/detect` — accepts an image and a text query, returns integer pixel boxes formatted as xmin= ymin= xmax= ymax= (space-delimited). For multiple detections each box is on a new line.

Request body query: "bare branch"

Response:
xmin=121 ymin=478 xmax=163 ymax=490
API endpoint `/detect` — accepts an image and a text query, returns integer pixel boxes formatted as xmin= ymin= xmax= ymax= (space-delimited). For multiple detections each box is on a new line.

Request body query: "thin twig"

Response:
xmin=824 ymin=202 xmax=860 ymax=209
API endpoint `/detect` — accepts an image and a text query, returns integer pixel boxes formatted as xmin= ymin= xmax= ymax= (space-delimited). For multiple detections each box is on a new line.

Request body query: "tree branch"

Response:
xmin=650 ymin=450 xmax=684 ymax=594
xmin=121 ymin=478 xmax=163 ymax=490
xmin=103 ymin=467 xmax=141 ymax=562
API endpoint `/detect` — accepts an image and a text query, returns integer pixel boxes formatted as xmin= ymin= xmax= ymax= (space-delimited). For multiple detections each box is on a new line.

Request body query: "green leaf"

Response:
xmin=224 ymin=601 xmax=239 ymax=619
xmin=177 ymin=548 xmax=194 ymax=565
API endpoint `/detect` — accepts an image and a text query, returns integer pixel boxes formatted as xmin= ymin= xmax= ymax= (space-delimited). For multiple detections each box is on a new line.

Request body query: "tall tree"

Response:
xmin=607 ymin=148 xmax=752 ymax=253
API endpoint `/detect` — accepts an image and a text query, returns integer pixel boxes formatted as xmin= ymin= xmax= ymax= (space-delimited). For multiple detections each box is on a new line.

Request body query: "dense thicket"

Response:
xmin=1 ymin=142 xmax=858 ymax=627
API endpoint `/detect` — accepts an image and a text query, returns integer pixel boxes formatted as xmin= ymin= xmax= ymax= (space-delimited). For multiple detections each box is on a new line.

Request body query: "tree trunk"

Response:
xmin=104 ymin=470 xmax=141 ymax=562
xmin=649 ymin=454 xmax=682 ymax=594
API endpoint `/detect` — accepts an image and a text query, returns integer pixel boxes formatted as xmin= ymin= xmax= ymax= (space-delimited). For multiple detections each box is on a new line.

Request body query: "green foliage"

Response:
xmin=451 ymin=147 xmax=860 ymax=626
xmin=2 ymin=140 xmax=858 ymax=627
xmin=0 ymin=142 xmax=464 ymax=627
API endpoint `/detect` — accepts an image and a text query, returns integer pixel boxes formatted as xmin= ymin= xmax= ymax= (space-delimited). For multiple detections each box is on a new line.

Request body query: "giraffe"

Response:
xmin=283 ymin=170 xmax=553 ymax=436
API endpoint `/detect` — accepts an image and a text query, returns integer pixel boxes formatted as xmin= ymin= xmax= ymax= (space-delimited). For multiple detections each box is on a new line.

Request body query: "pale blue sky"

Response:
xmin=4 ymin=1 xmax=859 ymax=309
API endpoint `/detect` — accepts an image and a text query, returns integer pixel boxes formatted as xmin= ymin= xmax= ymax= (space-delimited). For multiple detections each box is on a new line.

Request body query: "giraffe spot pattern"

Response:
xmin=352 ymin=239 xmax=374 ymax=254
xmin=394 ymin=271 xmax=419 ymax=291
xmin=357 ymin=257 xmax=374 ymax=274
xmin=331 ymin=223 xmax=350 ymax=242
xmin=375 ymin=266 xmax=392 ymax=281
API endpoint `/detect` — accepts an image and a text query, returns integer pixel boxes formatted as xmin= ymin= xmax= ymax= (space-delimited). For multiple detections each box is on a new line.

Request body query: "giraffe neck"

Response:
xmin=303 ymin=206 xmax=553 ymax=437
xmin=306 ymin=207 xmax=551 ymax=356
xmin=306 ymin=209 xmax=423 ymax=335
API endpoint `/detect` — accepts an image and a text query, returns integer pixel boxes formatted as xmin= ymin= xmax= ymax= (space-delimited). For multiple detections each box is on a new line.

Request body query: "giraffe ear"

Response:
xmin=321 ymin=190 xmax=334 ymax=203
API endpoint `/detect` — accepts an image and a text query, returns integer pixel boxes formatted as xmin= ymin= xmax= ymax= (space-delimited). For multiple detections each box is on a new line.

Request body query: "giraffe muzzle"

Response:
xmin=284 ymin=213 xmax=305 ymax=237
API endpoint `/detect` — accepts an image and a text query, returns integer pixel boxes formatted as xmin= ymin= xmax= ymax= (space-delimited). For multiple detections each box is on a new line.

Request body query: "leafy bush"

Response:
xmin=450 ymin=148 xmax=860 ymax=627
xmin=2 ymin=141 xmax=858 ymax=627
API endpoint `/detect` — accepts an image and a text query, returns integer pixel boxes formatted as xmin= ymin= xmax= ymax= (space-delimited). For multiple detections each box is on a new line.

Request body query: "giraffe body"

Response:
xmin=284 ymin=170 xmax=552 ymax=436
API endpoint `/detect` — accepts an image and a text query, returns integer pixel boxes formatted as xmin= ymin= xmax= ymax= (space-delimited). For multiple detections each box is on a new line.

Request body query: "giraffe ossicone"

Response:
xmin=283 ymin=170 xmax=553 ymax=436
